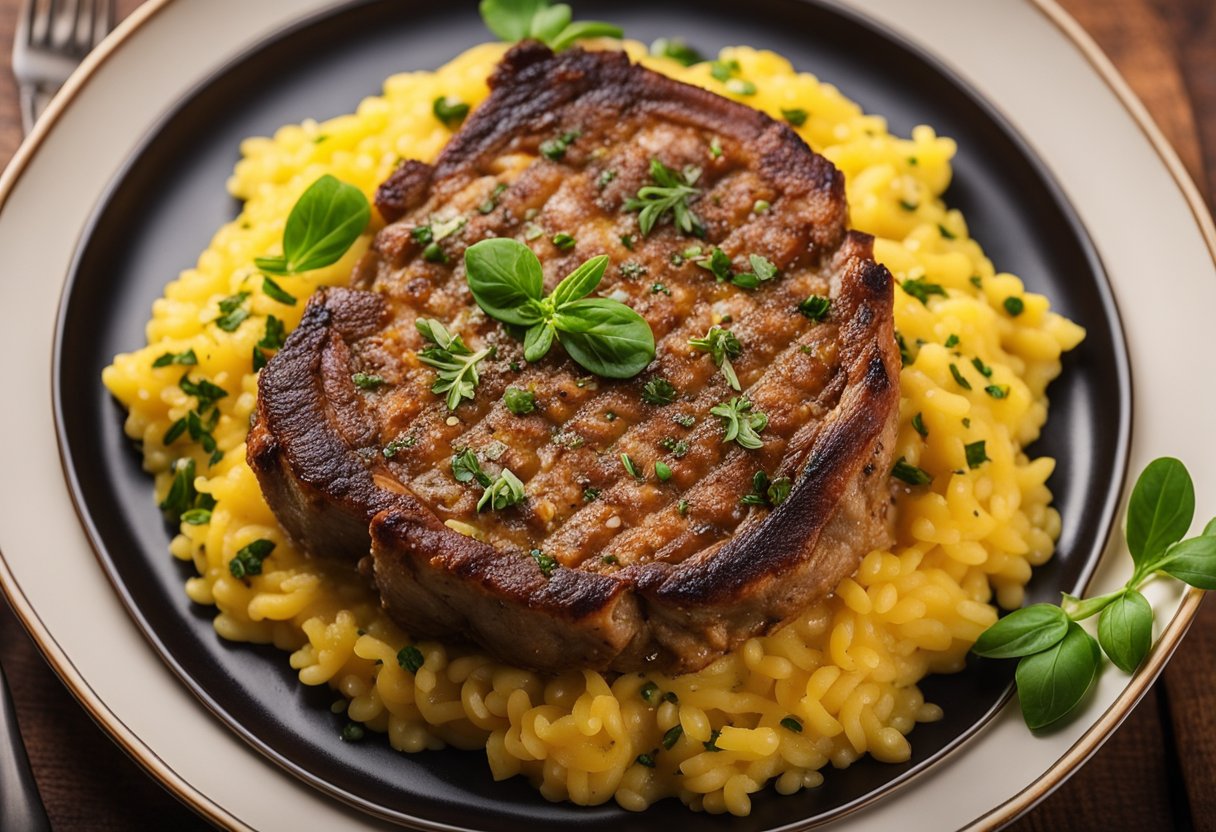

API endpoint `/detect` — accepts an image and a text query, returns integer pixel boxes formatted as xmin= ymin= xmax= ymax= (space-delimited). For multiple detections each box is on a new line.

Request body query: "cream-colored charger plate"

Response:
xmin=0 ymin=0 xmax=1212 ymax=829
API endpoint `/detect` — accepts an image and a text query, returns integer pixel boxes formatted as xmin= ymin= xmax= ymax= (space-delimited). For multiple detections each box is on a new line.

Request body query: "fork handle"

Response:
xmin=0 ymin=663 xmax=50 ymax=832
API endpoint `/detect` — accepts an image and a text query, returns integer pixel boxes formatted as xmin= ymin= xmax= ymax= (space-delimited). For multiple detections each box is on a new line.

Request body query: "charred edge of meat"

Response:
xmin=248 ymin=287 xmax=403 ymax=561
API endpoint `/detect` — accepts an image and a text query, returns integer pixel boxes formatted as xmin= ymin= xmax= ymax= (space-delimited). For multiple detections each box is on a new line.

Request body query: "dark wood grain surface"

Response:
xmin=0 ymin=1 xmax=1212 ymax=829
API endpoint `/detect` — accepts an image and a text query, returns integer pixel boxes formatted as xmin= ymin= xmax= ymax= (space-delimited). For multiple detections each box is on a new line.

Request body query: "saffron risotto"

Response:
xmin=102 ymin=41 xmax=1084 ymax=816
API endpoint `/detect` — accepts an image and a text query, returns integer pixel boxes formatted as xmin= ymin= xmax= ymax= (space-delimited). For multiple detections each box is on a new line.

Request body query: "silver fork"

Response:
xmin=12 ymin=0 xmax=115 ymax=134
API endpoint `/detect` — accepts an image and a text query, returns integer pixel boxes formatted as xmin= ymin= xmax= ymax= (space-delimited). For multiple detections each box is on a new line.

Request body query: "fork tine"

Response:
xmin=24 ymin=0 xmax=51 ymax=48
xmin=72 ymin=0 xmax=93 ymax=53
xmin=92 ymin=0 xmax=114 ymax=48
xmin=48 ymin=0 xmax=74 ymax=52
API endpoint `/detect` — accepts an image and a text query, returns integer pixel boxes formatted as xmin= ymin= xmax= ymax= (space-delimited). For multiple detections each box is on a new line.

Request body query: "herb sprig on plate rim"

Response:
xmin=974 ymin=457 xmax=1216 ymax=730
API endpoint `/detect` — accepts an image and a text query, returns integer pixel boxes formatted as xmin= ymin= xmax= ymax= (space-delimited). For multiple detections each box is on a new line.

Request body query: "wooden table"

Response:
xmin=1 ymin=1 xmax=1212 ymax=829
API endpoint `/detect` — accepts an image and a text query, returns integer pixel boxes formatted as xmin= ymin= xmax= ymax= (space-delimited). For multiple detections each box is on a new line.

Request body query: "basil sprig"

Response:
xmin=974 ymin=457 xmax=1216 ymax=730
xmin=479 ymin=0 xmax=622 ymax=51
xmin=464 ymin=239 xmax=655 ymax=379
xmin=255 ymin=174 xmax=371 ymax=276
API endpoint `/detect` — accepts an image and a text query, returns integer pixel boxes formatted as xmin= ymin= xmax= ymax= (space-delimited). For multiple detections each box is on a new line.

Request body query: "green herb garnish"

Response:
xmin=661 ymin=725 xmax=683 ymax=749
xmin=729 ymin=255 xmax=779 ymax=290
xmin=153 ymin=349 xmax=198 ymax=368
xmin=352 ymin=372 xmax=385 ymax=391
xmin=530 ymin=549 xmax=557 ymax=578
xmin=415 ymin=318 xmax=492 ymax=411
xmin=477 ymin=467 xmax=526 ymax=512
xmin=341 ymin=723 xmax=366 ymax=742
xmin=689 ymin=325 xmax=743 ymax=391
xmin=383 ymin=437 xmax=415 ymax=460
xmin=1004 ymin=296 xmax=1025 ymax=317
xmin=703 ymin=729 xmax=722 ymax=752
xmin=650 ymin=37 xmax=703 ymax=66
xmin=229 ymin=539 xmax=275 ymax=579
xmin=901 ymin=277 xmax=946 ymax=306
xmin=620 ymin=453 xmax=643 ymax=481
xmin=779 ymin=716 xmax=803 ymax=733
xmin=452 ymin=449 xmax=493 ymax=488
xmin=655 ymin=461 xmax=673 ymax=482
xmin=797 ymin=295 xmax=831 ymax=322
xmin=964 ymin=440 xmax=988 ymax=469
xmin=539 ymin=129 xmax=581 ymax=161
xmin=504 ymin=387 xmax=536 ymax=415
xmin=642 ymin=378 xmax=677 ymax=406
xmin=463 ymin=238 xmax=655 ymax=379
xmin=891 ymin=457 xmax=932 ymax=486
xmin=781 ymin=108 xmax=808 ymax=127
xmin=214 ymin=292 xmax=250 ymax=332
xmin=949 ymin=363 xmax=972 ymax=391
xmin=635 ymin=752 xmax=656 ymax=768
xmin=432 ymin=95 xmax=470 ymax=127
xmin=623 ymin=159 xmax=705 ymax=237
xmin=911 ymin=412 xmax=928 ymax=438
xmin=974 ymin=458 xmax=1216 ymax=729
xmin=254 ymin=174 xmax=370 ymax=276
xmin=711 ymin=397 xmax=767 ymax=450
xmin=397 ymin=645 xmax=425 ymax=674
xmin=479 ymin=0 xmax=623 ymax=51
xmin=158 ymin=458 xmax=217 ymax=522
xmin=551 ymin=232 xmax=576 ymax=251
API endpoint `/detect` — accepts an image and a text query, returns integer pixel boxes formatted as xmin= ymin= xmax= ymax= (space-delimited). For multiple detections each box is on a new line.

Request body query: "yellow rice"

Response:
xmin=102 ymin=41 xmax=1085 ymax=816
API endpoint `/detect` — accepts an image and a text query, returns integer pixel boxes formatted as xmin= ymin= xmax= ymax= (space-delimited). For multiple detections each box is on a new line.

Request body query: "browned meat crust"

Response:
xmin=249 ymin=42 xmax=900 ymax=674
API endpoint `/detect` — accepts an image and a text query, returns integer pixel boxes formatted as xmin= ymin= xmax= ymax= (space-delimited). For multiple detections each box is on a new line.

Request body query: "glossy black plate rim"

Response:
xmin=51 ymin=0 xmax=1131 ymax=829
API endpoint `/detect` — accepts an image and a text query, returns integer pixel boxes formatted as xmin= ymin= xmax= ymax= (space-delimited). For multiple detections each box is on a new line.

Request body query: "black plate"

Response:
xmin=54 ymin=0 xmax=1130 ymax=829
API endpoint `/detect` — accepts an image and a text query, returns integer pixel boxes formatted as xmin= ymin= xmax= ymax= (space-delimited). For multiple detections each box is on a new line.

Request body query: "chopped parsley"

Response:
xmin=539 ymin=129 xmax=580 ymax=161
xmin=781 ymin=108 xmax=808 ymax=127
xmin=654 ymin=461 xmax=673 ymax=482
xmin=895 ymin=331 xmax=914 ymax=366
xmin=641 ymin=378 xmax=678 ymax=406
xmin=214 ymin=292 xmax=250 ymax=332
xmin=416 ymin=318 xmax=492 ymax=411
xmin=798 ymin=295 xmax=831 ymax=321
xmin=949 ymin=363 xmax=972 ymax=391
xmin=158 ymin=458 xmax=216 ymax=522
xmin=740 ymin=470 xmax=791 ymax=507
xmin=260 ymin=275 xmax=297 ymax=305
xmin=619 ymin=261 xmax=648 ymax=279
xmin=944 ymin=334 xmax=960 ymax=349
xmin=900 ymin=277 xmax=946 ymax=306
xmin=620 ymin=453 xmax=643 ymax=481
xmin=688 ymin=325 xmax=743 ymax=391
xmin=382 ymin=436 xmax=416 ymax=459
xmin=596 ymin=169 xmax=617 ymax=188
xmin=551 ymin=232 xmax=576 ymax=251
xmin=710 ymin=397 xmax=767 ymax=450
xmin=659 ymin=437 xmax=690 ymax=458
xmin=986 ymin=384 xmax=1010 ymax=399
xmin=623 ymin=159 xmax=704 ymax=237
xmin=397 ymin=645 xmax=425 ymax=673
xmin=478 ymin=182 xmax=508 ymax=214
xmin=753 ymin=199 xmax=770 ymax=214
xmin=583 ymin=487 xmax=601 ymax=502
xmin=891 ymin=458 xmax=932 ymax=486
xmin=672 ymin=413 xmax=696 ymax=429
xmin=503 ymin=387 xmax=536 ymax=415
xmin=228 ymin=539 xmax=275 ymax=579
xmin=635 ymin=752 xmax=656 ymax=768
xmin=729 ymin=254 xmax=779 ymax=290
xmin=971 ymin=357 xmax=993 ymax=378
xmin=153 ymin=349 xmax=197 ymax=368
xmin=661 ymin=724 xmax=683 ymax=749
xmin=677 ymin=499 xmax=689 ymax=516
xmin=478 ymin=468 xmax=526 ymax=512
xmin=352 ymin=372 xmax=385 ymax=390
xmin=651 ymin=282 xmax=671 ymax=296
xmin=725 ymin=78 xmax=756 ymax=96
xmin=780 ymin=716 xmax=803 ymax=733
xmin=640 ymin=681 xmax=660 ymax=702
xmin=938 ymin=223 xmax=956 ymax=240
xmin=703 ymin=729 xmax=723 ymax=752
xmin=911 ymin=412 xmax=928 ymax=438
xmin=452 ymin=449 xmax=493 ymax=487
xmin=1004 ymin=296 xmax=1025 ymax=317
xmin=965 ymin=440 xmax=989 ymax=469
xmin=529 ymin=549 xmax=557 ymax=578
xmin=341 ymin=722 xmax=365 ymax=742
xmin=650 ymin=37 xmax=703 ymax=66
xmin=432 ymin=95 xmax=470 ymax=127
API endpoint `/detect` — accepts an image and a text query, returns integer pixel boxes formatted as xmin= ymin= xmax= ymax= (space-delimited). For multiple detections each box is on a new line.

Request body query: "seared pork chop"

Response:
xmin=248 ymin=42 xmax=900 ymax=674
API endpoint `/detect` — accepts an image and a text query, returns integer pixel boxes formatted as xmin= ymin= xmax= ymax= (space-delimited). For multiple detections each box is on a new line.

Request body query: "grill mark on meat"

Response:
xmin=250 ymin=43 xmax=900 ymax=674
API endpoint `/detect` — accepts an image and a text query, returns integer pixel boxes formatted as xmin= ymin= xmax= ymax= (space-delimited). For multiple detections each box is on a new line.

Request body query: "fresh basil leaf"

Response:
xmin=464 ymin=238 xmax=547 ymax=326
xmin=1206 ymin=517 xmax=1216 ymax=537
xmin=479 ymin=0 xmax=547 ymax=41
xmin=1157 ymin=534 xmax=1216 ymax=589
xmin=1097 ymin=590 xmax=1153 ymax=673
xmin=551 ymin=254 xmax=608 ymax=307
xmin=553 ymin=298 xmax=655 ymax=378
xmin=528 ymin=2 xmax=571 ymax=41
xmin=524 ymin=321 xmax=556 ymax=362
xmin=972 ymin=603 xmax=1069 ymax=659
xmin=1015 ymin=621 xmax=1101 ymax=730
xmin=255 ymin=175 xmax=370 ymax=276
xmin=549 ymin=20 xmax=624 ymax=51
xmin=1126 ymin=456 xmax=1194 ymax=568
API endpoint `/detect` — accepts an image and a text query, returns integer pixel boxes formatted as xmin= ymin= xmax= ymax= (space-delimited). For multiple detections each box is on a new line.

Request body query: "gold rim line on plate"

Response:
xmin=0 ymin=0 xmax=1209 ymax=829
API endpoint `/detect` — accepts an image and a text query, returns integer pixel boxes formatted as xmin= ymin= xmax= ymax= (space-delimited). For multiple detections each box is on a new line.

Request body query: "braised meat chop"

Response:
xmin=248 ymin=42 xmax=900 ymax=674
